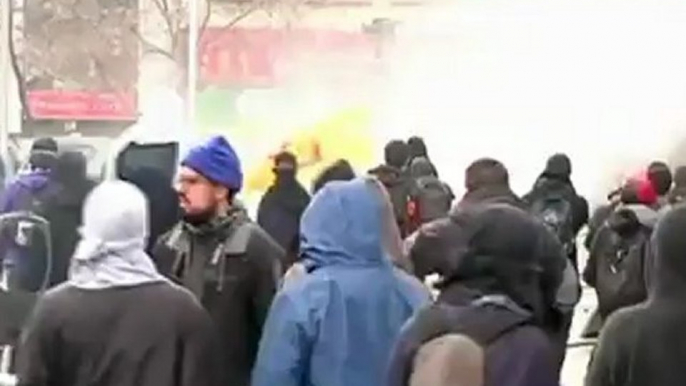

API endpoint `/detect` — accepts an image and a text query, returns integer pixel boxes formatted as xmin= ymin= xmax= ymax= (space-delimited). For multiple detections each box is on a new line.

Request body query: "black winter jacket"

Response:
xmin=153 ymin=215 xmax=284 ymax=386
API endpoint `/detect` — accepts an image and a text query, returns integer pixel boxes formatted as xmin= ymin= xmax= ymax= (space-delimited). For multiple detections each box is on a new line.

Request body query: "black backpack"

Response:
xmin=530 ymin=194 xmax=575 ymax=255
xmin=595 ymin=225 xmax=650 ymax=318
xmin=529 ymin=194 xmax=581 ymax=311
xmin=414 ymin=176 xmax=452 ymax=223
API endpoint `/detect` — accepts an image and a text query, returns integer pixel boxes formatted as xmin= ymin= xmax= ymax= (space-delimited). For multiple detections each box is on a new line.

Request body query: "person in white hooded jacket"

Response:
xmin=16 ymin=180 xmax=223 ymax=386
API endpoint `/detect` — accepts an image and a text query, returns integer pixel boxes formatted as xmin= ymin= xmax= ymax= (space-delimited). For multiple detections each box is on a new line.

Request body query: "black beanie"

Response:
xmin=384 ymin=140 xmax=410 ymax=169
xmin=648 ymin=161 xmax=673 ymax=196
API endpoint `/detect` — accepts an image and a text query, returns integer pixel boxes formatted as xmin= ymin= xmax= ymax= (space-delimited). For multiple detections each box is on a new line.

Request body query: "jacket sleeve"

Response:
xmin=573 ymin=195 xmax=590 ymax=235
xmin=16 ymin=298 xmax=55 ymax=386
xmin=252 ymin=291 xmax=314 ymax=386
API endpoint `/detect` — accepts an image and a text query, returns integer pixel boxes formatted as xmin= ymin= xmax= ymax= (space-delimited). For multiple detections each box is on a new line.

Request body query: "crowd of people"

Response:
xmin=2 ymin=134 xmax=686 ymax=386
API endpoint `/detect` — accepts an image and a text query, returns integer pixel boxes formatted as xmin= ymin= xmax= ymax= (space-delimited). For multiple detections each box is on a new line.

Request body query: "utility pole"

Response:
xmin=187 ymin=0 xmax=198 ymax=133
xmin=0 ymin=0 xmax=11 ymax=166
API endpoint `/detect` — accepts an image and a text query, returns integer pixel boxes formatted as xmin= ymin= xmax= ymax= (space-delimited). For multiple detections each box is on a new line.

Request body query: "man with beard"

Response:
xmin=153 ymin=136 xmax=284 ymax=386
xmin=257 ymin=152 xmax=310 ymax=270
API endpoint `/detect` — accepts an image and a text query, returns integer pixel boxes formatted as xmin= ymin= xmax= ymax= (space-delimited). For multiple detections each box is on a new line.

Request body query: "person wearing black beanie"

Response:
xmin=648 ymin=161 xmax=673 ymax=209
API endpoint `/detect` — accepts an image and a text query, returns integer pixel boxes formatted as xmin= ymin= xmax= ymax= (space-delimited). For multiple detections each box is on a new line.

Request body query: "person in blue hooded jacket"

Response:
xmin=252 ymin=177 xmax=430 ymax=386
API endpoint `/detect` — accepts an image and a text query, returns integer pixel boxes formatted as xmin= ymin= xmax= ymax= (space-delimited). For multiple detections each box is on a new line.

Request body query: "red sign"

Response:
xmin=199 ymin=28 xmax=376 ymax=87
xmin=28 ymin=90 xmax=137 ymax=121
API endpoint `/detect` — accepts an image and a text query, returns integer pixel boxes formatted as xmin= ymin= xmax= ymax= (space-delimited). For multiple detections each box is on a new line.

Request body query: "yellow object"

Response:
xmin=245 ymin=106 xmax=375 ymax=193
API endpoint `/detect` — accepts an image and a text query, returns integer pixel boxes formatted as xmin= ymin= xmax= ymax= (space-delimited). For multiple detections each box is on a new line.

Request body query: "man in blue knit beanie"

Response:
xmin=153 ymin=135 xmax=284 ymax=386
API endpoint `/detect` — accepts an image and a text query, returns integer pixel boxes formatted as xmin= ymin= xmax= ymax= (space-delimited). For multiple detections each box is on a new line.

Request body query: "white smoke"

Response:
xmin=378 ymin=0 xmax=686 ymax=203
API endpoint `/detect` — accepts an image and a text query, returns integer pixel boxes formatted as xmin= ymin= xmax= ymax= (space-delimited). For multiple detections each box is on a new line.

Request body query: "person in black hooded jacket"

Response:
xmin=390 ymin=204 xmax=560 ymax=386
xmin=586 ymin=204 xmax=686 ymax=386
xmin=370 ymin=140 xmax=413 ymax=237
xmin=257 ymin=151 xmax=310 ymax=270
xmin=406 ymin=136 xmax=439 ymax=177
xmin=523 ymin=153 xmax=589 ymax=268
xmin=42 ymin=151 xmax=96 ymax=286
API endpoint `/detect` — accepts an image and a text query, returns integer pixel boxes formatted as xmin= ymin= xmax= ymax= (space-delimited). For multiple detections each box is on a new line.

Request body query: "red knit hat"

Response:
xmin=621 ymin=172 xmax=658 ymax=206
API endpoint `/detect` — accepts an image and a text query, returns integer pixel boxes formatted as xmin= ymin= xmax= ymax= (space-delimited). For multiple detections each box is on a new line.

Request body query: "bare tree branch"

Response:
xmin=152 ymin=0 xmax=177 ymax=49
xmin=128 ymin=25 xmax=177 ymax=60
xmin=8 ymin=3 xmax=32 ymax=120
xmin=198 ymin=0 xmax=211 ymax=45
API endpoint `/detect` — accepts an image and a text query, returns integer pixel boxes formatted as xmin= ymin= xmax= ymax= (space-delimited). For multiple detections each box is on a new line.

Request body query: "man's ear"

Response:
xmin=215 ymin=185 xmax=230 ymax=203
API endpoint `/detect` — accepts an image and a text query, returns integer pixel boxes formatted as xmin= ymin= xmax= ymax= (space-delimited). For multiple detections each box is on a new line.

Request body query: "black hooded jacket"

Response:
xmin=369 ymin=164 xmax=413 ymax=237
xmin=586 ymin=205 xmax=686 ymax=386
xmin=43 ymin=152 xmax=96 ymax=286
xmin=583 ymin=204 xmax=658 ymax=319
xmin=153 ymin=211 xmax=284 ymax=386
xmin=391 ymin=205 xmax=560 ymax=386
xmin=523 ymin=155 xmax=589 ymax=267
xmin=409 ymin=204 xmax=564 ymax=331
xmin=257 ymin=173 xmax=310 ymax=265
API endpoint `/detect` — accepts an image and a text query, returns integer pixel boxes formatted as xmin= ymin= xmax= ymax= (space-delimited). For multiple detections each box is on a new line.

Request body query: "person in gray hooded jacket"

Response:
xmin=17 ymin=181 xmax=222 ymax=386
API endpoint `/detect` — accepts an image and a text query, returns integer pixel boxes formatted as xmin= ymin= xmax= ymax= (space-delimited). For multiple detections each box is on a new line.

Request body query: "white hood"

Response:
xmin=69 ymin=180 xmax=166 ymax=290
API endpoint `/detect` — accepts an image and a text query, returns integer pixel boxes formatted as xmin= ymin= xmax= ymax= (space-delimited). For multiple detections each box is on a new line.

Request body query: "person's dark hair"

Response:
xmin=274 ymin=151 xmax=297 ymax=169
xmin=29 ymin=137 xmax=58 ymax=171
xmin=312 ymin=159 xmax=355 ymax=193
xmin=465 ymin=158 xmax=509 ymax=192
xmin=384 ymin=140 xmax=410 ymax=169
xmin=648 ymin=161 xmax=673 ymax=196
xmin=407 ymin=136 xmax=429 ymax=159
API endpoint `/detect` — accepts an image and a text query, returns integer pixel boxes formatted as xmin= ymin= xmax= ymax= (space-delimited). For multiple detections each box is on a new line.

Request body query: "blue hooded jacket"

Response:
xmin=252 ymin=178 xmax=429 ymax=386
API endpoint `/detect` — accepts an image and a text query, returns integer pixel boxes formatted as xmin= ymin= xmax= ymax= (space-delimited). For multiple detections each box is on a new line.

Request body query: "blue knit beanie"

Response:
xmin=182 ymin=136 xmax=243 ymax=191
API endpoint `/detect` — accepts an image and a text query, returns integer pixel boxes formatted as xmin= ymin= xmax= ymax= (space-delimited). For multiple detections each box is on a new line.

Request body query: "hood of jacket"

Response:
xmin=16 ymin=169 xmax=51 ymax=192
xmin=650 ymin=205 xmax=686 ymax=300
xmin=455 ymin=185 xmax=524 ymax=212
xmin=608 ymin=204 xmax=659 ymax=236
xmin=301 ymin=178 xmax=392 ymax=270
xmin=369 ymin=164 xmax=404 ymax=186
xmin=409 ymin=157 xmax=436 ymax=179
xmin=430 ymin=204 xmax=546 ymax=316
xmin=69 ymin=181 xmax=167 ymax=289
